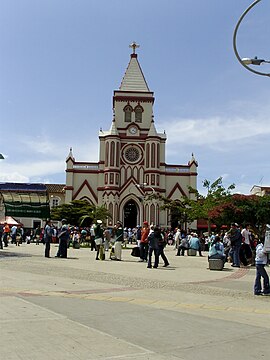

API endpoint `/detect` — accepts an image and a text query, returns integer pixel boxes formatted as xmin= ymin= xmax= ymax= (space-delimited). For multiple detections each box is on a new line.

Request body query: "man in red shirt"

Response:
xmin=139 ymin=221 xmax=150 ymax=262
xmin=3 ymin=222 xmax=10 ymax=247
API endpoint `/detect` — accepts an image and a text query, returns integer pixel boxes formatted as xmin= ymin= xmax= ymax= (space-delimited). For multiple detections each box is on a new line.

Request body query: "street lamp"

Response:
xmin=135 ymin=183 xmax=156 ymax=194
xmin=233 ymin=0 xmax=270 ymax=77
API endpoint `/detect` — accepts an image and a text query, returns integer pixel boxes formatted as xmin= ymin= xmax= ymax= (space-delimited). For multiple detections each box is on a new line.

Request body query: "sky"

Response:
xmin=1 ymin=0 xmax=270 ymax=195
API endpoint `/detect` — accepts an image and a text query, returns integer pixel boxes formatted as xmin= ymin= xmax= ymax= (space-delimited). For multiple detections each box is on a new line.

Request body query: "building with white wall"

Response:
xmin=65 ymin=44 xmax=198 ymax=228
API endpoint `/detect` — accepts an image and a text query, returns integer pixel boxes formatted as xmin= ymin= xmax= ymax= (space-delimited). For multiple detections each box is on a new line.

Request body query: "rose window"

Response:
xmin=124 ymin=146 xmax=141 ymax=163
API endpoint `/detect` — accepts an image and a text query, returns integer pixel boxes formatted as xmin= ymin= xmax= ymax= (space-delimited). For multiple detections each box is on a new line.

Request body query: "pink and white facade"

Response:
xmin=65 ymin=46 xmax=198 ymax=228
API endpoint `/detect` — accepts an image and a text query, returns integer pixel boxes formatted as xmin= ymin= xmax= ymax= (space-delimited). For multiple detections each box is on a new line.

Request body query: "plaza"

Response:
xmin=1 ymin=243 xmax=269 ymax=360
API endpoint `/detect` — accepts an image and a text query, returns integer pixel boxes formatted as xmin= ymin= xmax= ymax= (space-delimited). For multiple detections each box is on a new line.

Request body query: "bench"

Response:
xmin=208 ymin=258 xmax=224 ymax=271
xmin=188 ymin=249 xmax=197 ymax=256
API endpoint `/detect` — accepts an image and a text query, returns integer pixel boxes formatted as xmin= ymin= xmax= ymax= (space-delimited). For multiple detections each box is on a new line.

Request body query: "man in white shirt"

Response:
xmin=11 ymin=225 xmax=17 ymax=244
xmin=241 ymin=224 xmax=251 ymax=245
xmin=240 ymin=223 xmax=252 ymax=265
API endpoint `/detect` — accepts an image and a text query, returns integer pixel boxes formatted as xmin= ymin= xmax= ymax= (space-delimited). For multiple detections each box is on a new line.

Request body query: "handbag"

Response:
xmin=131 ymin=246 xmax=140 ymax=257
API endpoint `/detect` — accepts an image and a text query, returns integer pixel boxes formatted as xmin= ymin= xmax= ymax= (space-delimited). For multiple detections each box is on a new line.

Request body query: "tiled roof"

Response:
xmin=119 ymin=55 xmax=150 ymax=92
xmin=45 ymin=184 xmax=66 ymax=193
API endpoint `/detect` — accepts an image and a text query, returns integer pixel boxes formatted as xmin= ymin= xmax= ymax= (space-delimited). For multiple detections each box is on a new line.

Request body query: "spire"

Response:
xmin=119 ymin=42 xmax=150 ymax=92
xmin=188 ymin=153 xmax=198 ymax=166
xmin=109 ymin=121 xmax=118 ymax=135
xmin=66 ymin=147 xmax=75 ymax=162
xmin=148 ymin=121 xmax=157 ymax=136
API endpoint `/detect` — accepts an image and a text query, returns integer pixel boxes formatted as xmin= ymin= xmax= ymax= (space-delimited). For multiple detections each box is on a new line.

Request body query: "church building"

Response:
xmin=65 ymin=43 xmax=198 ymax=229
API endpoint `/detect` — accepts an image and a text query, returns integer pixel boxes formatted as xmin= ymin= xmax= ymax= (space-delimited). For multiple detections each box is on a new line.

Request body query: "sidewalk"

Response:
xmin=1 ymin=243 xmax=269 ymax=360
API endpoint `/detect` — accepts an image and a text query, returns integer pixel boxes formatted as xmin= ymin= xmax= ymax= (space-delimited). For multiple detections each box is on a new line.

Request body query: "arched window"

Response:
xmin=109 ymin=203 xmax=113 ymax=219
xmin=124 ymin=105 xmax=132 ymax=122
xmin=146 ymin=144 xmax=150 ymax=168
xmin=150 ymin=204 xmax=155 ymax=225
xmin=110 ymin=141 xmax=115 ymax=166
xmin=151 ymin=143 xmax=156 ymax=168
xmin=134 ymin=105 xmax=143 ymax=123
xmin=105 ymin=142 xmax=109 ymax=167
xmin=116 ymin=142 xmax=120 ymax=167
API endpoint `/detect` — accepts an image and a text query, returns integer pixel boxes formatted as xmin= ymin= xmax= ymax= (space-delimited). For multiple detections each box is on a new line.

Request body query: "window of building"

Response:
xmin=105 ymin=142 xmax=109 ymax=167
xmin=124 ymin=105 xmax=133 ymax=122
xmin=134 ymin=105 xmax=143 ymax=123
xmin=110 ymin=141 xmax=115 ymax=166
xmin=146 ymin=144 xmax=150 ymax=168
xmin=52 ymin=198 xmax=59 ymax=207
xmin=151 ymin=143 xmax=156 ymax=168
xmin=110 ymin=173 xmax=114 ymax=184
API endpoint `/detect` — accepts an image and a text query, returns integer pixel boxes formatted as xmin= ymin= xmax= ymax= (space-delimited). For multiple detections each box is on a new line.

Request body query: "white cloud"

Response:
xmin=0 ymin=133 xmax=100 ymax=183
xmin=0 ymin=160 xmax=64 ymax=183
xmin=0 ymin=172 xmax=29 ymax=183
xmin=158 ymin=115 xmax=270 ymax=148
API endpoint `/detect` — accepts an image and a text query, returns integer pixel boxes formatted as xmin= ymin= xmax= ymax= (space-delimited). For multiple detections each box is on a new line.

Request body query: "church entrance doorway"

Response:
xmin=123 ymin=200 xmax=138 ymax=229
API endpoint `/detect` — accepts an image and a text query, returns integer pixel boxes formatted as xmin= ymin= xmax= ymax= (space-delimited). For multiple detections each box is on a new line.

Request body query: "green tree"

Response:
xmin=50 ymin=200 xmax=111 ymax=226
xmin=186 ymin=177 xmax=235 ymax=234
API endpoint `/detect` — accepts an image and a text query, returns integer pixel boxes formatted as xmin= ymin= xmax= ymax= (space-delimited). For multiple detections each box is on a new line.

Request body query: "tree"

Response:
xmin=50 ymin=200 xmax=112 ymax=227
xmin=186 ymin=177 xmax=235 ymax=234
xmin=210 ymin=194 xmax=270 ymax=238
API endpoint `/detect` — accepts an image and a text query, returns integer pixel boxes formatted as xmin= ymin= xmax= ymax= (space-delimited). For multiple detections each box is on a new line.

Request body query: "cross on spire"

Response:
xmin=129 ymin=41 xmax=140 ymax=54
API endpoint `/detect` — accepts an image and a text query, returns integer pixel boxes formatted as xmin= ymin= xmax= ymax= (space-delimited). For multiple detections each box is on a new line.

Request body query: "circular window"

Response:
xmin=124 ymin=146 xmax=141 ymax=163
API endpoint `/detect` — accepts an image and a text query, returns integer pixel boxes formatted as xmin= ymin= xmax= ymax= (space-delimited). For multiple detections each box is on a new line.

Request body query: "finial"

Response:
xmin=129 ymin=41 xmax=140 ymax=54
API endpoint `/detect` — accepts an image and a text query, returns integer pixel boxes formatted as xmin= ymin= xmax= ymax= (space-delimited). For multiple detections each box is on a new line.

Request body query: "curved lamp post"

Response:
xmin=233 ymin=0 xmax=270 ymax=77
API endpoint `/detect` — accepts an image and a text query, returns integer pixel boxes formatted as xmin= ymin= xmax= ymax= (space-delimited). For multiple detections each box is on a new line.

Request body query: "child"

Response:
xmin=254 ymin=239 xmax=270 ymax=296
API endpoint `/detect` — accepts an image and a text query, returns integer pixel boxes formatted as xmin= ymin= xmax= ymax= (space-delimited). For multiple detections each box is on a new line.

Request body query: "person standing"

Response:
xmin=254 ymin=238 xmax=270 ymax=296
xmin=114 ymin=221 xmax=123 ymax=261
xmin=136 ymin=225 xmax=142 ymax=246
xmin=56 ymin=219 xmax=70 ymax=258
xmin=241 ymin=223 xmax=252 ymax=265
xmin=103 ymin=227 xmax=111 ymax=252
xmin=228 ymin=223 xmax=242 ymax=268
xmin=2 ymin=222 xmax=10 ymax=247
xmin=43 ymin=220 xmax=53 ymax=258
xmin=147 ymin=226 xmax=160 ymax=268
xmin=90 ymin=225 xmax=96 ymax=251
xmin=0 ymin=224 xmax=3 ymax=249
xmin=139 ymin=221 xmax=150 ymax=262
xmin=94 ymin=220 xmax=104 ymax=260
xmin=34 ymin=225 xmax=41 ymax=245
xmin=158 ymin=229 xmax=169 ymax=267
xmin=174 ymin=228 xmax=181 ymax=250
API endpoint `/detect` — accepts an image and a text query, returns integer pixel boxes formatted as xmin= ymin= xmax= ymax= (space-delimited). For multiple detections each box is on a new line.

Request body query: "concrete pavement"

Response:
xmin=0 ymin=243 xmax=269 ymax=359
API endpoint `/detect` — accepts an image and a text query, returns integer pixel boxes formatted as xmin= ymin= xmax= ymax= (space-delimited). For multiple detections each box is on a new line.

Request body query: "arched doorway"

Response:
xmin=123 ymin=199 xmax=138 ymax=229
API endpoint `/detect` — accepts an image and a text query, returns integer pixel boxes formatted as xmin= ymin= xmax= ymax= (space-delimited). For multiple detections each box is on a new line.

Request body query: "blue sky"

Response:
xmin=1 ymin=0 xmax=269 ymax=195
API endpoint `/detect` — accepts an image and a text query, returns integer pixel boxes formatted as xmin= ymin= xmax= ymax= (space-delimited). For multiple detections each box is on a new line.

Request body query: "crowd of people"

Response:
xmin=1 ymin=219 xmax=269 ymax=295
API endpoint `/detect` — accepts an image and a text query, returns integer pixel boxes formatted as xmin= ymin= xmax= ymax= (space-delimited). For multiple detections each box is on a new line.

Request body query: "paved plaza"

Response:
xmin=0 ymin=243 xmax=269 ymax=360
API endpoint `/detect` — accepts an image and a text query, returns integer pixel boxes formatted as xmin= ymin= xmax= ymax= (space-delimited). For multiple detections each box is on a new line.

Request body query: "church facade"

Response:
xmin=65 ymin=44 xmax=198 ymax=229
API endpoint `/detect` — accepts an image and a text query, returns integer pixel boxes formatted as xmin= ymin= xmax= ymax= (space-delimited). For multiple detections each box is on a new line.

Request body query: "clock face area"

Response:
xmin=128 ymin=126 xmax=138 ymax=135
